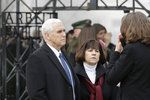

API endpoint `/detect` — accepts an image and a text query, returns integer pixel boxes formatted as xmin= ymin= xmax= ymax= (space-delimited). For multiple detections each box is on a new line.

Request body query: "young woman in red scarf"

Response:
xmin=75 ymin=39 xmax=115 ymax=100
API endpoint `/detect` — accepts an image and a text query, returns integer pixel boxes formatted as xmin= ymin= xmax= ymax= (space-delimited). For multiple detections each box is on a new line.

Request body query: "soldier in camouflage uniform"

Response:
xmin=66 ymin=19 xmax=92 ymax=67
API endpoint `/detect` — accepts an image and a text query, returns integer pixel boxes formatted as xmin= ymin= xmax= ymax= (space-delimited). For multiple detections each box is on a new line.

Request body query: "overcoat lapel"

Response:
xmin=75 ymin=63 xmax=89 ymax=79
xmin=42 ymin=44 xmax=71 ymax=85
xmin=75 ymin=62 xmax=106 ymax=81
xmin=96 ymin=64 xmax=106 ymax=80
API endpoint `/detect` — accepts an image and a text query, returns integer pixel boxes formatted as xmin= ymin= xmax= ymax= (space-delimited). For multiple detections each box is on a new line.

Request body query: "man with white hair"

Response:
xmin=26 ymin=18 xmax=80 ymax=100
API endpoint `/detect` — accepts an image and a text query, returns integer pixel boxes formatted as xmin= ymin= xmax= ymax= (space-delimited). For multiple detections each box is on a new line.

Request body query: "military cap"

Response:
xmin=72 ymin=19 xmax=92 ymax=29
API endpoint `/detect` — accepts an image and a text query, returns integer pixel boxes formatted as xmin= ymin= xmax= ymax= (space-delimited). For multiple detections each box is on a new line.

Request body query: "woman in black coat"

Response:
xmin=75 ymin=39 xmax=115 ymax=100
xmin=106 ymin=12 xmax=150 ymax=100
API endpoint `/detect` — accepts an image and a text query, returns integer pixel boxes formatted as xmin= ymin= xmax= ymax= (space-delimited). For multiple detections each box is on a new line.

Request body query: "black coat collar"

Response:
xmin=75 ymin=62 xmax=106 ymax=81
xmin=41 ymin=43 xmax=73 ymax=85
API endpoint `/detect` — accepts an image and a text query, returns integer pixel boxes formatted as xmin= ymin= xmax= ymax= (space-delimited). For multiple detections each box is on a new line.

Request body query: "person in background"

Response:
xmin=77 ymin=26 xmax=96 ymax=50
xmin=106 ymin=12 xmax=150 ymax=100
xmin=26 ymin=18 xmax=80 ymax=100
xmin=66 ymin=29 xmax=74 ymax=46
xmin=104 ymin=32 xmax=115 ymax=60
xmin=93 ymin=23 xmax=115 ymax=62
xmin=72 ymin=19 xmax=92 ymax=38
xmin=66 ymin=19 xmax=92 ymax=67
xmin=75 ymin=39 xmax=115 ymax=100
xmin=92 ymin=23 xmax=107 ymax=60
xmin=65 ymin=29 xmax=75 ymax=54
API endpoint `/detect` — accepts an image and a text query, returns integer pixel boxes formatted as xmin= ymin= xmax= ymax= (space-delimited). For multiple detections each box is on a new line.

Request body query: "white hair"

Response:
xmin=41 ymin=18 xmax=62 ymax=36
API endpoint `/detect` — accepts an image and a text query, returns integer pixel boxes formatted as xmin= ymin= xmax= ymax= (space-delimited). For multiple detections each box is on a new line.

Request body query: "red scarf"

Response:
xmin=80 ymin=75 xmax=104 ymax=100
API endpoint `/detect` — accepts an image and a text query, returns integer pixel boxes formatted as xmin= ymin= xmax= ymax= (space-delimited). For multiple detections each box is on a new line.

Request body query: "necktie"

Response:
xmin=59 ymin=53 xmax=73 ymax=84
xmin=59 ymin=53 xmax=75 ymax=100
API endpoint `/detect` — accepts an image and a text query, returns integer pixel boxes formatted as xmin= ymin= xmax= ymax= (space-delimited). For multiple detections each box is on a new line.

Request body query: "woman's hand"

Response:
xmin=115 ymin=33 xmax=123 ymax=53
xmin=99 ymin=39 xmax=107 ymax=49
